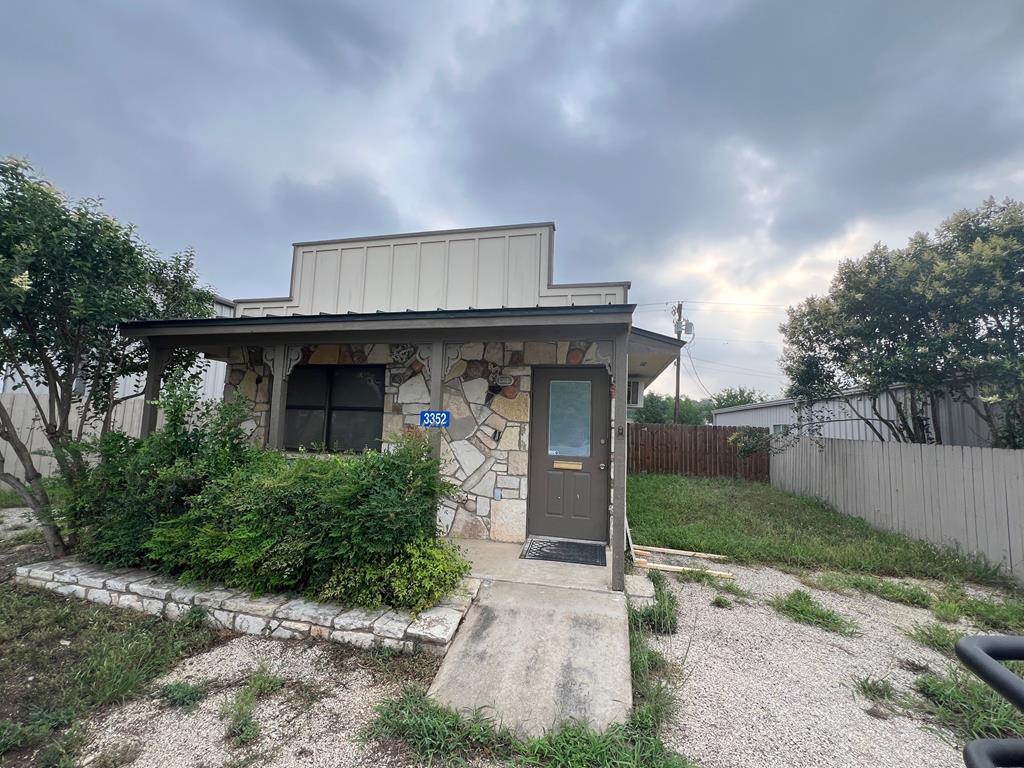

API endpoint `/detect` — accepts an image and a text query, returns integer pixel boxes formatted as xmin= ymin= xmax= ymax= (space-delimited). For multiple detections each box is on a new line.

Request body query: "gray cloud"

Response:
xmin=2 ymin=0 xmax=1023 ymax=395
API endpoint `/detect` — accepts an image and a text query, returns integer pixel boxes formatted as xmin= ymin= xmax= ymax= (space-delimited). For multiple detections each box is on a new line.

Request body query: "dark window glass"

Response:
xmin=329 ymin=410 xmax=384 ymax=452
xmin=331 ymin=367 xmax=385 ymax=408
xmin=284 ymin=364 xmax=385 ymax=452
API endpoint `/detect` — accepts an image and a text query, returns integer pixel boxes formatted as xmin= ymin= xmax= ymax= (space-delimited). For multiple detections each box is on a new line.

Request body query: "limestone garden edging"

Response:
xmin=14 ymin=559 xmax=480 ymax=655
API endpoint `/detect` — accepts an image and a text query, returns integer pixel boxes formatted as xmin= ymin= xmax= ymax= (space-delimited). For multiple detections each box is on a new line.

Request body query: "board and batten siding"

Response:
xmin=713 ymin=387 xmax=993 ymax=448
xmin=233 ymin=224 xmax=628 ymax=317
xmin=772 ymin=437 xmax=1024 ymax=581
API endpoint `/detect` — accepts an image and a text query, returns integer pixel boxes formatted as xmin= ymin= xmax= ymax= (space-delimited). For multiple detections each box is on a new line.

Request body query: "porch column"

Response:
xmin=611 ymin=330 xmax=629 ymax=592
xmin=267 ymin=343 xmax=288 ymax=450
xmin=139 ymin=344 xmax=172 ymax=438
xmin=428 ymin=340 xmax=444 ymax=457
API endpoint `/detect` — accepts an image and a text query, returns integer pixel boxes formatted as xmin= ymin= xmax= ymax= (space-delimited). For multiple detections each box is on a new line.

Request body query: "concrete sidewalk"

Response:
xmin=428 ymin=578 xmax=632 ymax=737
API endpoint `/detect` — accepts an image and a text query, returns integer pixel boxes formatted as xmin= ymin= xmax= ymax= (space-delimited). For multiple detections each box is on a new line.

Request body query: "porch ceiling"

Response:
xmin=628 ymin=326 xmax=684 ymax=381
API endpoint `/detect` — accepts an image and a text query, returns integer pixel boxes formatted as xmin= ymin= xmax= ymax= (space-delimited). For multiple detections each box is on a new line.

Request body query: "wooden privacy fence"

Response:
xmin=772 ymin=437 xmax=1024 ymax=581
xmin=627 ymin=423 xmax=770 ymax=481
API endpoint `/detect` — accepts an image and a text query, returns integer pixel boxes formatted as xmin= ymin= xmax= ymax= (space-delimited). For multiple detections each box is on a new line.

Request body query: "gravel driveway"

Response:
xmin=79 ymin=635 xmax=443 ymax=768
xmin=654 ymin=563 xmax=966 ymax=768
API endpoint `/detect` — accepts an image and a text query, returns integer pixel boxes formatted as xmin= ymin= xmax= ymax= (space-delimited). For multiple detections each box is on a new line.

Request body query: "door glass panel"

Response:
xmin=286 ymin=366 xmax=328 ymax=407
xmin=548 ymin=380 xmax=591 ymax=457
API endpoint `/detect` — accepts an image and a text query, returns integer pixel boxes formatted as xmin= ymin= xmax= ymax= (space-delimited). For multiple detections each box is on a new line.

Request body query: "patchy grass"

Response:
xmin=804 ymin=572 xmax=934 ymax=608
xmin=220 ymin=662 xmax=284 ymax=746
xmin=711 ymin=595 xmax=732 ymax=609
xmin=853 ymin=675 xmax=896 ymax=704
xmin=915 ymin=664 xmax=1024 ymax=742
xmin=676 ymin=569 xmax=753 ymax=600
xmin=0 ymin=583 xmax=216 ymax=764
xmin=769 ymin=589 xmax=860 ymax=637
xmin=159 ymin=681 xmax=207 ymax=710
xmin=0 ymin=486 xmax=26 ymax=509
xmin=631 ymin=571 xmax=678 ymax=634
xmin=907 ymin=623 xmax=962 ymax=658
xmin=628 ymin=475 xmax=1007 ymax=586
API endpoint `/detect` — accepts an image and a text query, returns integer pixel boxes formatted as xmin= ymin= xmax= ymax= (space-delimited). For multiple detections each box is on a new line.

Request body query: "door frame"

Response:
xmin=526 ymin=365 xmax=612 ymax=543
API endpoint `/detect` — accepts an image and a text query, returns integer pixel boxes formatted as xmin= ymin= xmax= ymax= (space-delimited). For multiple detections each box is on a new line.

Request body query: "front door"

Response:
xmin=528 ymin=367 xmax=610 ymax=542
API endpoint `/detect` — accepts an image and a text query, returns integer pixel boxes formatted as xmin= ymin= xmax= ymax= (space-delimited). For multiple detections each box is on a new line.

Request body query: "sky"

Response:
xmin=3 ymin=0 xmax=1024 ymax=399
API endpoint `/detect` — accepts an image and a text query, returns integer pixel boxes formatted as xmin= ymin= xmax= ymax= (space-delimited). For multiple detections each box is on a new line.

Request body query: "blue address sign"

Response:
xmin=419 ymin=410 xmax=451 ymax=428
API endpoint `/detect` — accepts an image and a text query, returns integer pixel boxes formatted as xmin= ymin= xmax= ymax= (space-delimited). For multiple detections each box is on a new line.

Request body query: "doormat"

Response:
xmin=520 ymin=537 xmax=607 ymax=567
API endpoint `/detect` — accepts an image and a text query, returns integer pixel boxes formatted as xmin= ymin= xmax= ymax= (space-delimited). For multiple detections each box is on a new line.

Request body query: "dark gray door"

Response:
xmin=528 ymin=367 xmax=610 ymax=542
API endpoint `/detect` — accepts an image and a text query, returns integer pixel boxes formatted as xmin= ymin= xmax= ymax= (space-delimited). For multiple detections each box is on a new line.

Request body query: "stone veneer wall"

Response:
xmin=16 ymin=559 xmax=480 ymax=655
xmin=437 ymin=340 xmax=614 ymax=543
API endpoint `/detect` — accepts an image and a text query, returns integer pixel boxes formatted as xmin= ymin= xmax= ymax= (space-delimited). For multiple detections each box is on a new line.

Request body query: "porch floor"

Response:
xmin=451 ymin=537 xmax=612 ymax=592
xmin=430 ymin=537 xmax=631 ymax=736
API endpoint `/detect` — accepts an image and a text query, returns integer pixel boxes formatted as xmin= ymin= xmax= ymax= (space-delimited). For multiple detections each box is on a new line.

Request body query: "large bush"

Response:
xmin=146 ymin=434 xmax=464 ymax=611
xmin=60 ymin=371 xmax=252 ymax=566
xmin=62 ymin=374 xmax=466 ymax=612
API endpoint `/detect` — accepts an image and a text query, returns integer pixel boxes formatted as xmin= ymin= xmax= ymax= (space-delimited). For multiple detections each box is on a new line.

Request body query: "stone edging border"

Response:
xmin=15 ymin=559 xmax=480 ymax=655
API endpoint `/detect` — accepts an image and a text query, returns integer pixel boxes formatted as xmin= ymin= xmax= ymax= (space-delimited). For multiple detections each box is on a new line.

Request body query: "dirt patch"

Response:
xmin=654 ymin=562 xmax=967 ymax=768
xmin=79 ymin=635 xmax=443 ymax=768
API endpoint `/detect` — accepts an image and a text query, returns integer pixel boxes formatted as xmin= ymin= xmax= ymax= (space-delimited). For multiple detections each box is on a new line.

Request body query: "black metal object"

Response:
xmin=956 ymin=636 xmax=1024 ymax=768
xmin=520 ymin=537 xmax=607 ymax=567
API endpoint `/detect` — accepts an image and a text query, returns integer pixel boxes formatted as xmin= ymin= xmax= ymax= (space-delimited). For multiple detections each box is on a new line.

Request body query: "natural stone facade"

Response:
xmin=224 ymin=347 xmax=273 ymax=445
xmin=437 ymin=339 xmax=614 ymax=543
xmin=16 ymin=559 xmax=480 ymax=655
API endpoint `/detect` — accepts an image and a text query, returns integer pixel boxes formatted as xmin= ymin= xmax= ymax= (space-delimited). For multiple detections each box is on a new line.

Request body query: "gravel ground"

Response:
xmin=78 ymin=635 xmax=450 ymax=768
xmin=654 ymin=562 xmax=969 ymax=768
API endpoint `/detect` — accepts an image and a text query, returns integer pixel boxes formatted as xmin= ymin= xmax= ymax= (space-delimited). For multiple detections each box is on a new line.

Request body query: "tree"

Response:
xmin=0 ymin=158 xmax=214 ymax=554
xmin=631 ymin=392 xmax=711 ymax=424
xmin=707 ymin=387 xmax=768 ymax=412
xmin=780 ymin=198 xmax=1024 ymax=447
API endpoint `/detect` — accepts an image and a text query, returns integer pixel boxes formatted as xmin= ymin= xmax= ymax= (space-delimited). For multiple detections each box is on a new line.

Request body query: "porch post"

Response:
xmin=428 ymin=340 xmax=444 ymax=457
xmin=267 ymin=343 xmax=288 ymax=450
xmin=611 ymin=330 xmax=629 ymax=592
xmin=140 ymin=344 xmax=172 ymax=439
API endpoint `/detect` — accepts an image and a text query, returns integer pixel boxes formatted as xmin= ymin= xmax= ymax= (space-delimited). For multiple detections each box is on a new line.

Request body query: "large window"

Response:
xmin=284 ymin=365 xmax=385 ymax=452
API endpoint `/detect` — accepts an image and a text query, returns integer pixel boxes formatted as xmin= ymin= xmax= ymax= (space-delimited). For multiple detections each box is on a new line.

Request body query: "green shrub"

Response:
xmin=145 ymin=432 xmax=462 ymax=610
xmin=60 ymin=371 xmax=252 ymax=567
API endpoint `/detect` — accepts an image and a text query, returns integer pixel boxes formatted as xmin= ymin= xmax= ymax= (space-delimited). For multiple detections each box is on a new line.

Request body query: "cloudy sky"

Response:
xmin=3 ymin=1 xmax=1024 ymax=398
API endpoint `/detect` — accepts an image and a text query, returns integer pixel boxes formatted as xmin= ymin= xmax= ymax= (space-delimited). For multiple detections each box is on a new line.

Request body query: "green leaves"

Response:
xmin=781 ymin=198 xmax=1024 ymax=446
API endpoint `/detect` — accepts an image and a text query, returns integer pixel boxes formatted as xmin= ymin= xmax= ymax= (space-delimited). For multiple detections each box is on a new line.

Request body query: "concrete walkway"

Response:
xmin=430 ymin=539 xmax=631 ymax=737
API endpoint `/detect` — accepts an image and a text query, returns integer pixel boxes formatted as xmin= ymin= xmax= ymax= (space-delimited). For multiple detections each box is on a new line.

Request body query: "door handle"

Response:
xmin=599 ymin=463 xmax=606 ymax=471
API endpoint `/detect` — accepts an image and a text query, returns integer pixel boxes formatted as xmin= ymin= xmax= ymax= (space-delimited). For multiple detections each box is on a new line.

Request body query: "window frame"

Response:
xmin=284 ymin=364 xmax=386 ymax=452
xmin=626 ymin=379 xmax=643 ymax=407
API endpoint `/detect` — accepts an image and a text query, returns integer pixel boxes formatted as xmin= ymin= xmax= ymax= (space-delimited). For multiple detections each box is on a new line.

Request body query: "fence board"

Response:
xmin=772 ymin=437 xmax=1024 ymax=583
xmin=627 ymin=424 xmax=769 ymax=482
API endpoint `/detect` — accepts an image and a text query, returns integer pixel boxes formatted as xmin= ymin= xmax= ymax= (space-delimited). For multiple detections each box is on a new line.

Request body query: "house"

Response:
xmin=122 ymin=223 xmax=682 ymax=590
xmin=712 ymin=384 xmax=993 ymax=447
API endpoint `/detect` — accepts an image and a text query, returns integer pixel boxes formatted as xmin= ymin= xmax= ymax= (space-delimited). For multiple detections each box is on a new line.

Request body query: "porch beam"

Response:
xmin=611 ymin=329 xmax=629 ymax=592
xmin=139 ymin=344 xmax=172 ymax=438
xmin=266 ymin=343 xmax=288 ymax=449
xmin=428 ymin=340 xmax=445 ymax=457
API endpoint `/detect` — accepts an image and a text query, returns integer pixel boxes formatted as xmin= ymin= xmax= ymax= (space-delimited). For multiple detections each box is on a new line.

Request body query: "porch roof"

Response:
xmin=121 ymin=304 xmax=637 ymax=352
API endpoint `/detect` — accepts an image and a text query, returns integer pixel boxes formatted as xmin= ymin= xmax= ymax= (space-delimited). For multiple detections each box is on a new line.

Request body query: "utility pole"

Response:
xmin=672 ymin=302 xmax=683 ymax=423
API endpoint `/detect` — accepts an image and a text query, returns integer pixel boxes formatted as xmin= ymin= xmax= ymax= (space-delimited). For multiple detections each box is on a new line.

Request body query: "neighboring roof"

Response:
xmin=121 ymin=303 xmax=636 ymax=338
xmin=292 ymin=221 xmax=557 ymax=248
xmin=712 ymin=396 xmax=796 ymax=415
xmin=630 ymin=326 xmax=685 ymax=348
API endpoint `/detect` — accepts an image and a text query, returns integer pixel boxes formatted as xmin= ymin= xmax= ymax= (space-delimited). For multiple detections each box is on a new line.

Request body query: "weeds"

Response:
xmin=853 ymin=675 xmax=896 ymax=703
xmin=769 ymin=590 xmax=860 ymax=636
xmin=806 ymin=572 xmax=934 ymax=608
xmin=676 ymin=569 xmax=752 ymax=600
xmin=915 ymin=664 xmax=1024 ymax=742
xmin=159 ymin=681 xmax=207 ymax=710
xmin=220 ymin=662 xmax=284 ymax=746
xmin=631 ymin=571 xmax=678 ymax=634
xmin=0 ymin=584 xmax=215 ymax=764
xmin=907 ymin=623 xmax=962 ymax=657
xmin=711 ymin=595 xmax=732 ymax=609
